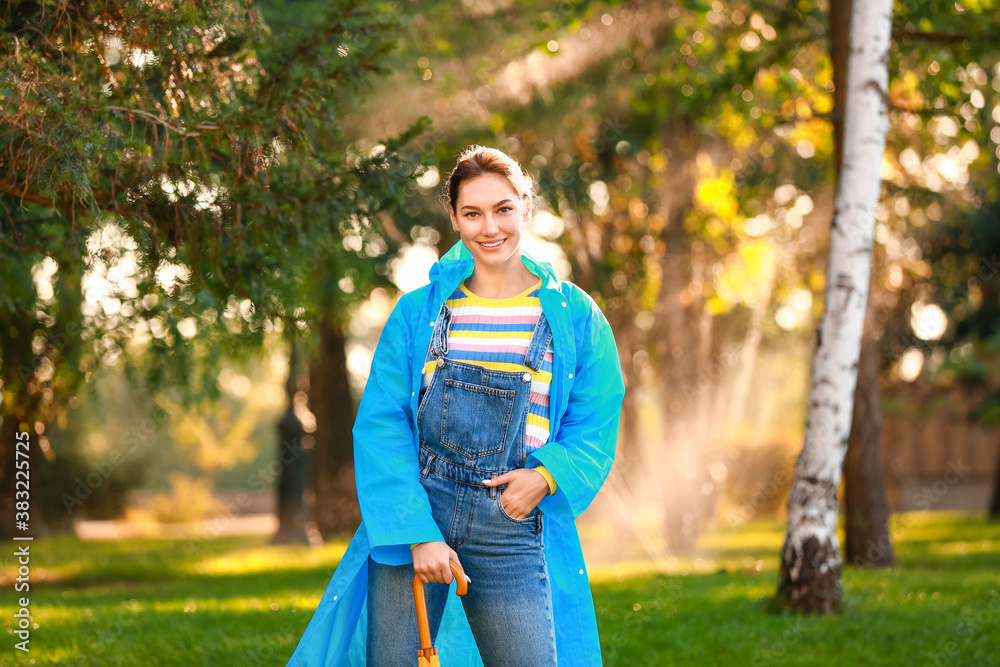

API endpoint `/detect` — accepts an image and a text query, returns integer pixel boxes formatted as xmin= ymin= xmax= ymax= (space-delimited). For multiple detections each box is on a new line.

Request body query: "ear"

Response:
xmin=450 ymin=209 xmax=460 ymax=233
xmin=522 ymin=196 xmax=532 ymax=223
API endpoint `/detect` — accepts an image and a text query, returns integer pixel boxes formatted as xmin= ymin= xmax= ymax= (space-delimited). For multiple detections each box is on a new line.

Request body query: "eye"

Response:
xmin=497 ymin=206 xmax=513 ymax=213
xmin=464 ymin=211 xmax=479 ymax=218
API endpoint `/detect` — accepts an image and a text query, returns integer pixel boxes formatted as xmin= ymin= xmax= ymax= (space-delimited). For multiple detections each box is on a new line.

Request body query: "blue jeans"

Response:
xmin=366 ymin=471 xmax=556 ymax=666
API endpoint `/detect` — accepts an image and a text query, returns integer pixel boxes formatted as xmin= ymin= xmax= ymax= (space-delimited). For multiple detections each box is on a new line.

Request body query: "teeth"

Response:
xmin=481 ymin=240 xmax=504 ymax=248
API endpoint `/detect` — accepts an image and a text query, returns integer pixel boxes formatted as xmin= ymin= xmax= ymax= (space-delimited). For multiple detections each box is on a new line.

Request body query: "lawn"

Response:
xmin=1 ymin=512 xmax=997 ymax=666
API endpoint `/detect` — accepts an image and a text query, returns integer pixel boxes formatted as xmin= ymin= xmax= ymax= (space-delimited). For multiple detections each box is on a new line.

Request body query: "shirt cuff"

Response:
xmin=532 ymin=465 xmax=557 ymax=495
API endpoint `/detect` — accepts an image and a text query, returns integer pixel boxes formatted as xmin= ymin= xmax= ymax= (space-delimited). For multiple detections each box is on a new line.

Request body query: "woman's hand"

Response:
xmin=411 ymin=542 xmax=470 ymax=585
xmin=483 ymin=468 xmax=550 ymax=519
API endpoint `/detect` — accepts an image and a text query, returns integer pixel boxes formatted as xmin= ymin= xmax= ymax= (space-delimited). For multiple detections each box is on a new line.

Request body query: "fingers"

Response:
xmin=414 ymin=554 xmax=472 ymax=585
xmin=416 ymin=561 xmax=452 ymax=584
xmin=503 ymin=498 xmax=525 ymax=519
xmin=413 ymin=543 xmax=461 ymax=584
xmin=501 ymin=489 xmax=543 ymax=520
xmin=498 ymin=487 xmax=521 ymax=518
xmin=482 ymin=472 xmax=510 ymax=486
xmin=414 ymin=564 xmax=447 ymax=584
xmin=449 ymin=552 xmax=472 ymax=584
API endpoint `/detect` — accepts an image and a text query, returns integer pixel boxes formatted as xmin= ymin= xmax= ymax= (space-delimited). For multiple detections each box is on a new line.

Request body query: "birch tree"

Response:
xmin=776 ymin=0 xmax=894 ymax=613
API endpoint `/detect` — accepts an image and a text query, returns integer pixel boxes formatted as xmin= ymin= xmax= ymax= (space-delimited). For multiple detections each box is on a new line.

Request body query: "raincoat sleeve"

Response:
xmin=353 ymin=294 xmax=446 ymax=562
xmin=527 ymin=294 xmax=625 ymax=526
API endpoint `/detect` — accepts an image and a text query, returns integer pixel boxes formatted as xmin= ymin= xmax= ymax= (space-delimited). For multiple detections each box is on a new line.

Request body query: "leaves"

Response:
xmin=0 ymin=0 xmax=430 ymax=429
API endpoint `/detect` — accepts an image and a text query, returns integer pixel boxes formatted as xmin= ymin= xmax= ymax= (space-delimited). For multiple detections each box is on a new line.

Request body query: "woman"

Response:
xmin=285 ymin=146 xmax=625 ymax=666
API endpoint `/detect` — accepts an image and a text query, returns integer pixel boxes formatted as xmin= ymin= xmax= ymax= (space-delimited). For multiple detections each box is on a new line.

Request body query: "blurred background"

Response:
xmin=2 ymin=0 xmax=999 ymax=663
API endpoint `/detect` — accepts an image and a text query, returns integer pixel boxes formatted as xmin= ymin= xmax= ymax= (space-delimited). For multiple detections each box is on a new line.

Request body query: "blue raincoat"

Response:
xmin=285 ymin=241 xmax=626 ymax=666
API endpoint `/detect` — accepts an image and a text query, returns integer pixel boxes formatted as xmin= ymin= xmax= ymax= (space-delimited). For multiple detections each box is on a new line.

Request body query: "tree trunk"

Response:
xmin=834 ymin=0 xmax=894 ymax=566
xmin=843 ymin=299 xmax=894 ymax=566
xmin=2 ymin=250 xmax=83 ymax=539
xmin=0 ymin=410 xmax=22 ymax=540
xmin=989 ymin=440 xmax=1000 ymax=520
xmin=654 ymin=120 xmax=698 ymax=421
xmin=649 ymin=120 xmax=701 ymax=554
xmin=830 ymin=0 xmax=852 ymax=175
xmin=692 ymin=254 xmax=715 ymax=440
xmin=0 ymin=332 xmax=36 ymax=540
xmin=725 ymin=249 xmax=776 ymax=434
xmin=273 ymin=331 xmax=310 ymax=545
xmin=308 ymin=319 xmax=362 ymax=538
xmin=777 ymin=0 xmax=893 ymax=614
xmin=615 ymin=322 xmax=640 ymax=467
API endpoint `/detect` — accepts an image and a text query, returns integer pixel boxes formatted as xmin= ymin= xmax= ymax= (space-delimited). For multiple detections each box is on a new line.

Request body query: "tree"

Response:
xmin=843 ymin=299 xmax=894 ymax=566
xmin=307 ymin=312 xmax=361 ymax=536
xmin=274 ymin=328 xmax=308 ymax=544
xmin=833 ymin=0 xmax=893 ymax=569
xmin=0 ymin=0 xmax=426 ymax=539
xmin=776 ymin=0 xmax=894 ymax=612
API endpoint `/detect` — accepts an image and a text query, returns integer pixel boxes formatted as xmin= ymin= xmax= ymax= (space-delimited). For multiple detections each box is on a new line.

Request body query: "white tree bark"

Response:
xmin=777 ymin=0 xmax=893 ymax=613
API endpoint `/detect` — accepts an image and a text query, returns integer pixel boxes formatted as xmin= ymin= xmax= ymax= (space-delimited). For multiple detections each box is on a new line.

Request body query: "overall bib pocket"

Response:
xmin=441 ymin=379 xmax=516 ymax=459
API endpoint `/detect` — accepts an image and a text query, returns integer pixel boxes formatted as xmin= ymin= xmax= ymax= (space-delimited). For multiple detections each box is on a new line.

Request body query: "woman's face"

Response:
xmin=450 ymin=172 xmax=530 ymax=270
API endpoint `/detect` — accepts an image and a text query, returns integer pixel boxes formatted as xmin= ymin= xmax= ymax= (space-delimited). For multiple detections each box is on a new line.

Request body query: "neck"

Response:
xmin=466 ymin=253 xmax=538 ymax=299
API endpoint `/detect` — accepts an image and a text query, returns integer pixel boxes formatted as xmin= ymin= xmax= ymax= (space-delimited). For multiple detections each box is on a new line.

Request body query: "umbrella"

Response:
xmin=413 ymin=560 xmax=469 ymax=666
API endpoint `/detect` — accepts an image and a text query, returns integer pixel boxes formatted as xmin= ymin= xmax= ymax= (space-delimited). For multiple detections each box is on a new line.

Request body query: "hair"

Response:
xmin=445 ymin=146 xmax=534 ymax=214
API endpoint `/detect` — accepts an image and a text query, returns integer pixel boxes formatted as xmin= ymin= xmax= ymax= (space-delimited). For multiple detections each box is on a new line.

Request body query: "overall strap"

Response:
xmin=524 ymin=312 xmax=553 ymax=372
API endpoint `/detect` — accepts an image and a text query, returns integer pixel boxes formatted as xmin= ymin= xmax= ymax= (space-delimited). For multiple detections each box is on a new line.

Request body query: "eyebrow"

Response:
xmin=461 ymin=199 xmax=513 ymax=211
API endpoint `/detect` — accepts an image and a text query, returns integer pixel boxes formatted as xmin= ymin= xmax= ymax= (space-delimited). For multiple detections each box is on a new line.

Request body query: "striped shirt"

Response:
xmin=422 ymin=279 xmax=554 ymax=452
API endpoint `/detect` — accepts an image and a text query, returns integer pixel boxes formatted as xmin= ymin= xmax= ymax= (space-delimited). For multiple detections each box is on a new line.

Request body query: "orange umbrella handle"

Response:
xmin=413 ymin=560 xmax=468 ymax=652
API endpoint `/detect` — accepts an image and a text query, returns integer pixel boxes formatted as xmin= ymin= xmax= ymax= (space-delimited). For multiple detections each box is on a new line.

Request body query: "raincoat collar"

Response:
xmin=428 ymin=241 xmax=563 ymax=300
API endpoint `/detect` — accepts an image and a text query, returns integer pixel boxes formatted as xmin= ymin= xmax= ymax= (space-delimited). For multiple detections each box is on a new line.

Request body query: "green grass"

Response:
xmin=1 ymin=512 xmax=998 ymax=666
xmin=591 ymin=512 xmax=1000 ymax=666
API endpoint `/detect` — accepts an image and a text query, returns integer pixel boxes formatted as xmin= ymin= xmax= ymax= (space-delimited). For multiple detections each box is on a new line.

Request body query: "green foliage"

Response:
xmin=0 ymin=1 xmax=437 ymax=538
xmin=0 ymin=0 xmax=431 ymax=429
xmin=876 ymin=0 xmax=1000 ymax=384
xmin=927 ymin=194 xmax=1000 ymax=417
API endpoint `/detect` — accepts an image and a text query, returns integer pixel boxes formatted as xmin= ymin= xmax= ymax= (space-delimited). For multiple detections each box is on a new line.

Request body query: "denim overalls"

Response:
xmin=366 ymin=302 xmax=558 ymax=666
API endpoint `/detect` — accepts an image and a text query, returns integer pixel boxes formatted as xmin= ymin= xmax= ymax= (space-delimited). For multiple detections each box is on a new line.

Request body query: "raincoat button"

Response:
xmin=561 ymin=302 xmax=567 ymax=307
xmin=522 ymin=372 xmax=531 ymax=382
xmin=579 ymin=569 xmax=584 ymax=575
xmin=436 ymin=358 xmax=445 ymax=368
xmin=429 ymin=321 xmax=435 ymax=326
xmin=568 ymin=373 xmax=574 ymax=379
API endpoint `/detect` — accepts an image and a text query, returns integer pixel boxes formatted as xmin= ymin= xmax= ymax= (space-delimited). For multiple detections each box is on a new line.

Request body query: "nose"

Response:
xmin=483 ymin=213 xmax=499 ymax=236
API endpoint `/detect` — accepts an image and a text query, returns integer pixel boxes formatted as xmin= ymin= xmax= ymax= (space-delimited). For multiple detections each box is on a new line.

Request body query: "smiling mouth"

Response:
xmin=478 ymin=238 xmax=506 ymax=249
